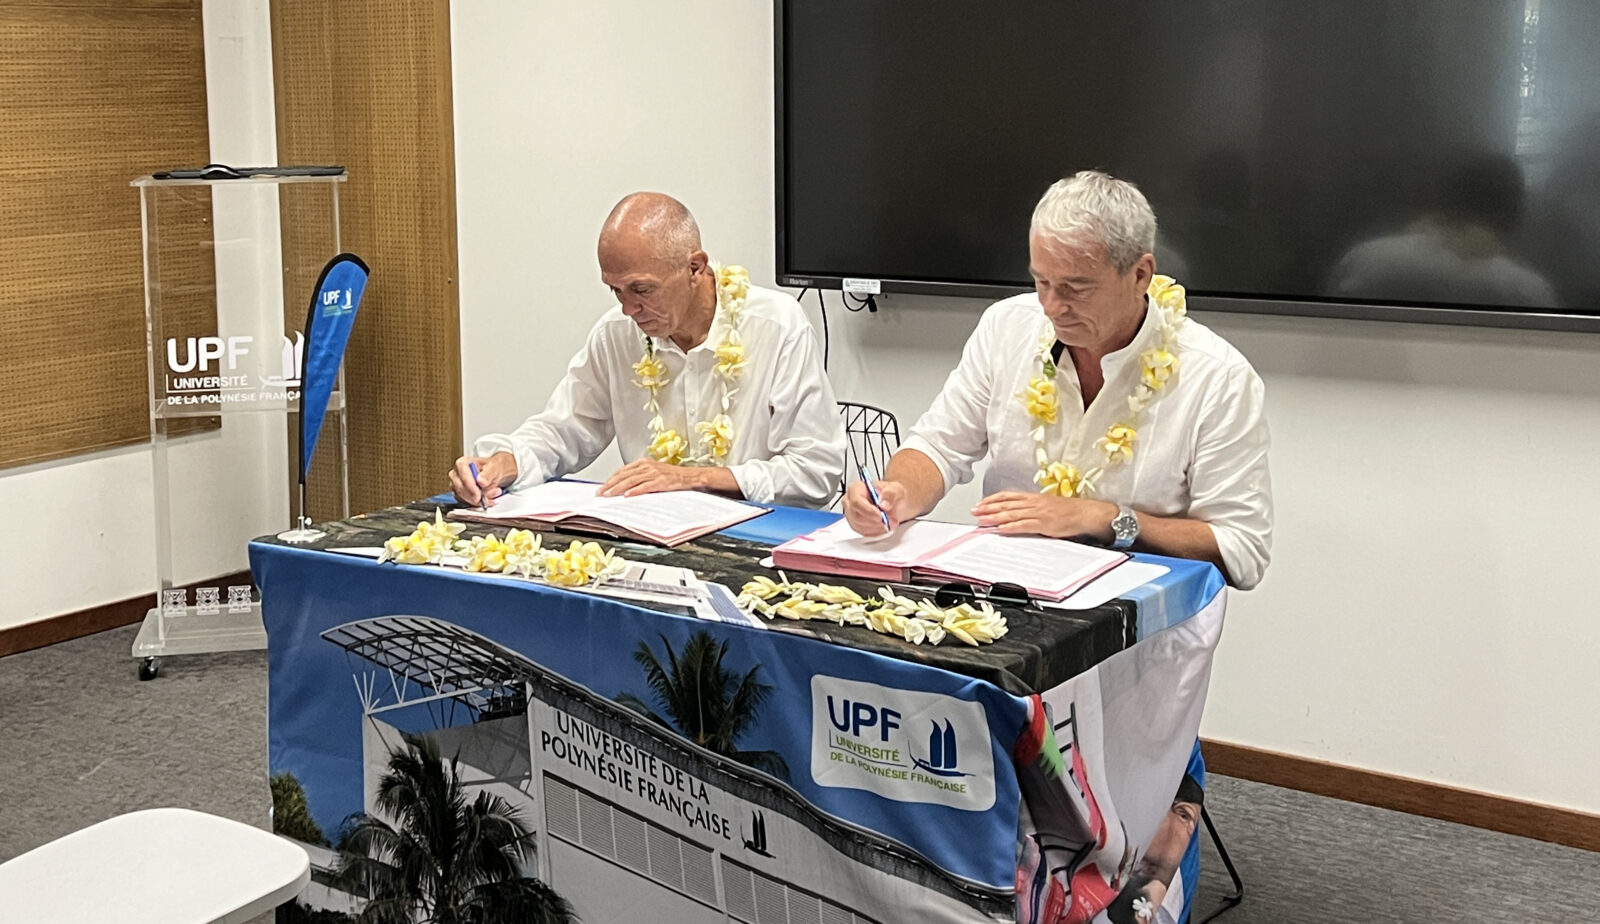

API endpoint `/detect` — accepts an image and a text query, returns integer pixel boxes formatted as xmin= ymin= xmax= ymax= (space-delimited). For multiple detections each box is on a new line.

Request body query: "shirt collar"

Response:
xmin=1100 ymin=295 xmax=1161 ymax=372
xmin=1050 ymin=295 xmax=1160 ymax=375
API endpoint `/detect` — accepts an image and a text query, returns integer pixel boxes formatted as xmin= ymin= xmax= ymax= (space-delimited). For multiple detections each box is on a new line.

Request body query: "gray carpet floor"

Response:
xmin=2 ymin=624 xmax=1597 ymax=922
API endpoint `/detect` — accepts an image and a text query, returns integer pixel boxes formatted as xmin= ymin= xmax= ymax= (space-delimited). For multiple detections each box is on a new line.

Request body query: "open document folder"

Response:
xmin=448 ymin=480 xmax=768 ymax=548
xmin=771 ymin=518 xmax=1128 ymax=602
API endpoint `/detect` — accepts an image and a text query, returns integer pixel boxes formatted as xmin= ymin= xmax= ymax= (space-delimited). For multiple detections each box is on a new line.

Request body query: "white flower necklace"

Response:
xmin=633 ymin=264 xmax=750 ymax=466
xmin=1021 ymin=275 xmax=1188 ymax=498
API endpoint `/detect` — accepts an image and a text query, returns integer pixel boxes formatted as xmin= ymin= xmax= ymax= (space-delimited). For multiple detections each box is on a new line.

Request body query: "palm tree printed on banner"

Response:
xmin=332 ymin=733 xmax=576 ymax=924
xmin=617 ymin=631 xmax=788 ymax=779
xmin=272 ymin=771 xmax=331 ymax=847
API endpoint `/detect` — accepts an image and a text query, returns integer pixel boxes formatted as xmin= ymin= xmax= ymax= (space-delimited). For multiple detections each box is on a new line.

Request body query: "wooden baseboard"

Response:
xmin=0 ymin=570 xmax=252 ymax=659
xmin=1202 ymin=738 xmax=1600 ymax=853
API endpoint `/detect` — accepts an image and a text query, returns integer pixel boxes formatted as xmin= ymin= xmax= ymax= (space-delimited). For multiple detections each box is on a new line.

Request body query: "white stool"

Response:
xmin=0 ymin=807 xmax=310 ymax=923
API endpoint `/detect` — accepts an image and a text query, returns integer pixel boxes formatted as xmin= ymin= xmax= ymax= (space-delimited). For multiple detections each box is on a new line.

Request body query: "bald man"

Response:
xmin=450 ymin=193 xmax=846 ymax=508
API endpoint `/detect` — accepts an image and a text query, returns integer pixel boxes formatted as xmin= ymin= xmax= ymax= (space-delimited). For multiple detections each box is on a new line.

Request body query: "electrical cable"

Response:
xmin=815 ymin=288 xmax=830 ymax=370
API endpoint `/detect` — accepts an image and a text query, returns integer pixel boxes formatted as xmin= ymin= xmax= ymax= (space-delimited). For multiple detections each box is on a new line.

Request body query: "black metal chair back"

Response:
xmin=836 ymin=401 xmax=900 ymax=500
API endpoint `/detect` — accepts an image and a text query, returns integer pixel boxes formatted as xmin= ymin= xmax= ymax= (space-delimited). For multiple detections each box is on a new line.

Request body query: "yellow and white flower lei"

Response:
xmin=1023 ymin=275 xmax=1188 ymax=498
xmin=634 ymin=264 xmax=750 ymax=467
xmin=737 ymin=574 xmax=1009 ymax=647
xmin=379 ymin=510 xmax=628 ymax=587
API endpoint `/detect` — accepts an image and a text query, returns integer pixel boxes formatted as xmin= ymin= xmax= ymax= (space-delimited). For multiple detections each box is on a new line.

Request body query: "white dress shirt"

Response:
xmin=902 ymin=294 xmax=1273 ymax=589
xmin=474 ymin=285 xmax=846 ymax=508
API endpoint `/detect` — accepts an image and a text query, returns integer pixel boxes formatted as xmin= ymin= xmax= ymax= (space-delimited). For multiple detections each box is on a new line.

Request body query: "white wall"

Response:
xmin=452 ymin=1 xmax=1600 ymax=815
xmin=0 ymin=0 xmax=283 ymax=633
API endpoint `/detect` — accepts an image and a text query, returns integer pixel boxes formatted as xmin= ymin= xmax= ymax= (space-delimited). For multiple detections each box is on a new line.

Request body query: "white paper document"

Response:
xmin=450 ymin=480 xmax=765 ymax=546
xmin=783 ymin=518 xmax=973 ymax=566
xmin=1041 ymin=560 xmax=1170 ymax=610
xmin=587 ymin=490 xmax=756 ymax=539
xmin=471 ymin=480 xmax=603 ymax=518
xmin=917 ymin=531 xmax=1128 ymax=600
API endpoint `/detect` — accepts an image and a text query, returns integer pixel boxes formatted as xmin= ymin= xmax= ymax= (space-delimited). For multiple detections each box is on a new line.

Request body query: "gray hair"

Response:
xmin=1030 ymin=170 xmax=1157 ymax=274
xmin=601 ymin=192 xmax=703 ymax=267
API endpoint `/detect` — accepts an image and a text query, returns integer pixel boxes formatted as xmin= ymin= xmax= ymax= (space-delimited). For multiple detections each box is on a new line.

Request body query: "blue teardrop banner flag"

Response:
xmin=299 ymin=253 xmax=369 ymax=485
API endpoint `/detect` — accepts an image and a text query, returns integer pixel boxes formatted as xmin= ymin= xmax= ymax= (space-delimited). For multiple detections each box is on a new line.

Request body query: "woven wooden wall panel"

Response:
xmin=0 ymin=1 xmax=211 ymax=468
xmin=271 ymin=0 xmax=463 ymax=517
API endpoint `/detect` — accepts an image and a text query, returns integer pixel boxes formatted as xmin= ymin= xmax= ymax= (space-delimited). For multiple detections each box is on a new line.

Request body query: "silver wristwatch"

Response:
xmin=1110 ymin=503 xmax=1139 ymax=550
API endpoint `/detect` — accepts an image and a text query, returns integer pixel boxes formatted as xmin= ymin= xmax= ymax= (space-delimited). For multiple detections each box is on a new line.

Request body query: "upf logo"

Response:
xmin=167 ymin=336 xmax=252 ymax=373
xmin=321 ymin=287 xmax=354 ymax=318
xmin=826 ymin=697 xmax=900 ymax=741
xmin=810 ymin=675 xmax=994 ymax=810
xmin=164 ymin=333 xmax=303 ymax=387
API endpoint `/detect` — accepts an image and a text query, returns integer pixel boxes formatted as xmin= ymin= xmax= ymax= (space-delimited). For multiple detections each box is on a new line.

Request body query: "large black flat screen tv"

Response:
xmin=775 ymin=0 xmax=1600 ymax=331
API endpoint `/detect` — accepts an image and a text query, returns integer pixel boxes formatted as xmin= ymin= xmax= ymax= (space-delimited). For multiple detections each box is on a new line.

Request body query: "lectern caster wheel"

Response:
xmin=138 ymin=657 xmax=161 ymax=681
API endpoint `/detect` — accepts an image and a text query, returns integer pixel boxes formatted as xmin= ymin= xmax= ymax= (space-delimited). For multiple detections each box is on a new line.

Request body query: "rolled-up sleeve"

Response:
xmin=473 ymin=327 xmax=617 ymax=491
xmin=728 ymin=324 xmax=846 ymax=507
xmin=901 ymin=311 xmax=997 ymax=494
xmin=1187 ymin=364 xmax=1273 ymax=590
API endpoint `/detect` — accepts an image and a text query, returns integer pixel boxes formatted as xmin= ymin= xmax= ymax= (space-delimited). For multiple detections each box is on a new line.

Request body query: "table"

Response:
xmin=250 ymin=500 xmax=1227 ymax=924
xmin=0 ymin=808 xmax=310 ymax=924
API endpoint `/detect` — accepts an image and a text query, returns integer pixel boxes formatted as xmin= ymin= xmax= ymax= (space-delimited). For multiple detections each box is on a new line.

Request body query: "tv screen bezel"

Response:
xmin=771 ymin=0 xmax=1600 ymax=334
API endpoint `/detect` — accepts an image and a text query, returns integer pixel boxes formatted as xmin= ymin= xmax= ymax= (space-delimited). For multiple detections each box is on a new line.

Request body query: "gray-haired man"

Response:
xmin=843 ymin=171 xmax=1273 ymax=588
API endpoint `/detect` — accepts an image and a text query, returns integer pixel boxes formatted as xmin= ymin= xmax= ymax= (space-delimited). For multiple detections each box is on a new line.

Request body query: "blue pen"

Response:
xmin=467 ymin=461 xmax=489 ymax=511
xmin=858 ymin=464 xmax=892 ymax=532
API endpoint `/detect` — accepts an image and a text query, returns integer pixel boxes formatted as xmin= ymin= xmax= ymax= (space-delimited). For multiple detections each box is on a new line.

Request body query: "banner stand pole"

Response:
xmin=278 ymin=480 xmax=325 ymax=543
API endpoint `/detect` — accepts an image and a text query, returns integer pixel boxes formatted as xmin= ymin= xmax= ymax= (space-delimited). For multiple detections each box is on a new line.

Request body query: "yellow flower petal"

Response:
xmin=1097 ymin=424 xmax=1137 ymax=464
xmin=649 ymin=428 xmax=688 ymax=465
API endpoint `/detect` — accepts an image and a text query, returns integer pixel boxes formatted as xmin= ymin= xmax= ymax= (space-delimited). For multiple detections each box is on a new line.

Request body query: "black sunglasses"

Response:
xmin=934 ymin=581 xmax=1031 ymax=609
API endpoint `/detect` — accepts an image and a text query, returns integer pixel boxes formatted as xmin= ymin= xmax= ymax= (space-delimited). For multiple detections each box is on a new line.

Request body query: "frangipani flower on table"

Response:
xmin=378 ymin=511 xmax=629 ymax=589
xmin=378 ymin=508 xmax=465 ymax=564
xmin=541 ymin=540 xmax=624 ymax=587
xmin=736 ymin=576 xmax=1008 ymax=647
xmin=459 ymin=528 xmax=544 ymax=576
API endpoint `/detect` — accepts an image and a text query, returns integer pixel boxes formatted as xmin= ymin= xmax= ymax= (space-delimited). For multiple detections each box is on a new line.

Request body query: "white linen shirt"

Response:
xmin=902 ymin=293 xmax=1273 ymax=589
xmin=474 ymin=284 xmax=846 ymax=508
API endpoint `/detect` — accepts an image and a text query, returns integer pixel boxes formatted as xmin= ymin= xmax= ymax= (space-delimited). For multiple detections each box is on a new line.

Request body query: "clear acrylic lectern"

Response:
xmin=130 ymin=173 xmax=349 ymax=680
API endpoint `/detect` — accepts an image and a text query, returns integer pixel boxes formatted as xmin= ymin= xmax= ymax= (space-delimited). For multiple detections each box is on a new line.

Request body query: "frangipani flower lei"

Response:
xmin=634 ymin=264 xmax=750 ymax=467
xmin=1022 ymin=275 xmax=1188 ymax=499
xmin=378 ymin=508 xmax=467 ymax=564
xmin=379 ymin=512 xmax=628 ymax=588
xmin=737 ymin=574 xmax=1009 ymax=647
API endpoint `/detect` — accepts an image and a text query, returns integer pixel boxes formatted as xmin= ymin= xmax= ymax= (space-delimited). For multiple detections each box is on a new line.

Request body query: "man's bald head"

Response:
xmin=597 ymin=193 xmax=717 ymax=347
xmin=598 ymin=192 xmax=704 ymax=270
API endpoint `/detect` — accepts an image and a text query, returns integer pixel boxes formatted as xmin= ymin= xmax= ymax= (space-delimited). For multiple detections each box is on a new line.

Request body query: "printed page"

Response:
xmin=587 ymin=490 xmax=759 ymax=540
xmin=1041 ymin=561 xmax=1170 ymax=610
xmin=785 ymin=518 xmax=975 ymax=567
xmin=921 ymin=531 xmax=1125 ymax=595
xmin=470 ymin=480 xmax=602 ymax=519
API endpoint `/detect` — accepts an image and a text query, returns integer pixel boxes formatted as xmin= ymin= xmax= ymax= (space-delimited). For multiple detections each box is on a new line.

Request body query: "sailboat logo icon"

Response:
xmin=742 ymin=810 xmax=773 ymax=858
xmin=911 ymin=718 xmax=969 ymax=778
